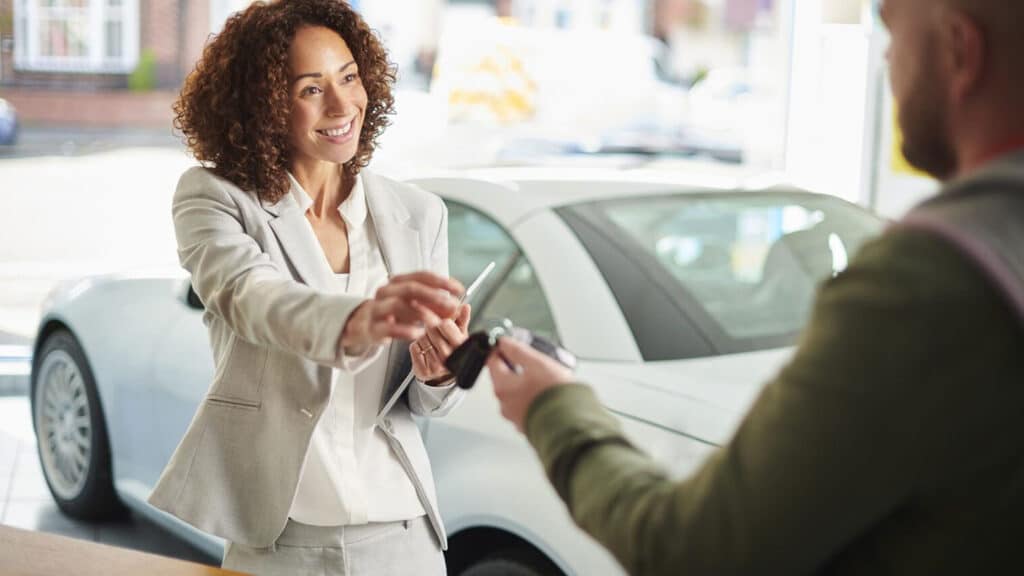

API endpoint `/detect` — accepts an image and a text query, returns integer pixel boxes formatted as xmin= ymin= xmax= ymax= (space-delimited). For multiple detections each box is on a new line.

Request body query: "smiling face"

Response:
xmin=287 ymin=25 xmax=368 ymax=172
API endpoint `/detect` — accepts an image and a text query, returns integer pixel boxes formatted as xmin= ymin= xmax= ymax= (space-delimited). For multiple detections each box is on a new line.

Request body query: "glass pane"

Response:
xmin=37 ymin=4 xmax=89 ymax=58
xmin=586 ymin=193 xmax=882 ymax=343
xmin=479 ymin=255 xmax=560 ymax=345
xmin=105 ymin=20 xmax=122 ymax=59
xmin=445 ymin=202 xmax=518 ymax=289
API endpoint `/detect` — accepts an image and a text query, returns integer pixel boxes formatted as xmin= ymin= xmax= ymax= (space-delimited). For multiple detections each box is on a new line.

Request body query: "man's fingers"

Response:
xmin=487 ymin=352 xmax=515 ymax=381
xmin=495 ymin=337 xmax=546 ymax=368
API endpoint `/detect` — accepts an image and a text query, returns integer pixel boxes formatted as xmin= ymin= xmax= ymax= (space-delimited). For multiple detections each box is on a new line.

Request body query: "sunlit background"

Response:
xmin=0 ymin=0 xmax=937 ymax=370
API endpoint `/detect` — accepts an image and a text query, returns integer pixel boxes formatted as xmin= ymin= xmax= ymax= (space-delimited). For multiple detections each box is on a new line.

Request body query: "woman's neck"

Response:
xmin=290 ymin=162 xmax=352 ymax=218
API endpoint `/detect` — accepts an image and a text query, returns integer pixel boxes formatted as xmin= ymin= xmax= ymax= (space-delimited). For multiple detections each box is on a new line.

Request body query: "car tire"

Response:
xmin=31 ymin=329 xmax=125 ymax=520
xmin=458 ymin=547 xmax=563 ymax=576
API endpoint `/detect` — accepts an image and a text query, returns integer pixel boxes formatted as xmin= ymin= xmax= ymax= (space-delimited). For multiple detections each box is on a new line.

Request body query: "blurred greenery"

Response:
xmin=128 ymin=49 xmax=157 ymax=92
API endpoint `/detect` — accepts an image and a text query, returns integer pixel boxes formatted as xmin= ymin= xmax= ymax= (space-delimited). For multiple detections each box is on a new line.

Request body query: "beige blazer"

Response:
xmin=148 ymin=167 xmax=463 ymax=549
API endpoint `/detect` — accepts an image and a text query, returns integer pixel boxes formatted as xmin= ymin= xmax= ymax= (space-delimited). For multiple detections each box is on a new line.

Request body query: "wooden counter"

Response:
xmin=0 ymin=524 xmax=246 ymax=576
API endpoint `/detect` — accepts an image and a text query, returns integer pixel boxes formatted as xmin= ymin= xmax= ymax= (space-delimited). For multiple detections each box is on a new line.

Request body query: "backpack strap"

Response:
xmin=897 ymin=212 xmax=1024 ymax=323
xmin=894 ymin=151 xmax=1024 ymax=324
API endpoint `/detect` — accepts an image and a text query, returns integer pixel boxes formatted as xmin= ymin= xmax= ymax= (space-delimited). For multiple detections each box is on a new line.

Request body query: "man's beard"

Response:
xmin=898 ymin=55 xmax=958 ymax=180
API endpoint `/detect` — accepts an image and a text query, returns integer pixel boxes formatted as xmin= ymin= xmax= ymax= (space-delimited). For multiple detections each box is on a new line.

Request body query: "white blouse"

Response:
xmin=286 ymin=173 xmax=425 ymax=526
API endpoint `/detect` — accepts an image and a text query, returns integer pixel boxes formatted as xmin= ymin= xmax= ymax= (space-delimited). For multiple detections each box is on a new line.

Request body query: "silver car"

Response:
xmin=30 ymin=170 xmax=883 ymax=575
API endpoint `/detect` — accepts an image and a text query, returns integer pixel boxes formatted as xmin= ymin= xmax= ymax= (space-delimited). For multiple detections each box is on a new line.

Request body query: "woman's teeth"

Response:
xmin=318 ymin=122 xmax=352 ymax=137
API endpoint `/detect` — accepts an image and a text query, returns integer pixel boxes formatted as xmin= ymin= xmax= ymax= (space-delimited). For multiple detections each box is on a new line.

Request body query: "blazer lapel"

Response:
xmin=262 ymin=192 xmax=334 ymax=291
xmin=364 ymin=172 xmax=423 ymax=410
xmin=364 ymin=171 xmax=421 ymax=277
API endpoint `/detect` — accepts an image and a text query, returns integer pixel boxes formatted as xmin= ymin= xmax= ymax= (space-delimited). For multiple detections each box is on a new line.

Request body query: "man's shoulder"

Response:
xmin=836 ymin=227 xmax=1005 ymax=309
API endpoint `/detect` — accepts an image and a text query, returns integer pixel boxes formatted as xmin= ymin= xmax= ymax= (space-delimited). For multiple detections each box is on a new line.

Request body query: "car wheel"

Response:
xmin=31 ymin=330 xmax=124 ymax=520
xmin=459 ymin=547 xmax=563 ymax=576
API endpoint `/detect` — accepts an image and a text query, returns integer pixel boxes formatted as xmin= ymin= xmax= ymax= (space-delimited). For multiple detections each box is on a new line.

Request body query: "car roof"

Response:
xmin=406 ymin=164 xmax=812 ymax=229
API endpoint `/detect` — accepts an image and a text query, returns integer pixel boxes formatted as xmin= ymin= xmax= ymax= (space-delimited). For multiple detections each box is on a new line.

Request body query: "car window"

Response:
xmin=559 ymin=192 xmax=884 ymax=358
xmin=445 ymin=201 xmax=559 ymax=343
xmin=478 ymin=255 xmax=560 ymax=345
xmin=446 ymin=201 xmax=518 ymax=288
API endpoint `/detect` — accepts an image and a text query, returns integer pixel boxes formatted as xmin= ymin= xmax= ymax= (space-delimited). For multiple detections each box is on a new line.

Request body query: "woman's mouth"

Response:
xmin=316 ymin=120 xmax=355 ymax=143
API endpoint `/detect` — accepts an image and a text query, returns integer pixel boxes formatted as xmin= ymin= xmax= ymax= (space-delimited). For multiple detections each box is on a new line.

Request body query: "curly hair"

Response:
xmin=174 ymin=0 xmax=396 ymax=203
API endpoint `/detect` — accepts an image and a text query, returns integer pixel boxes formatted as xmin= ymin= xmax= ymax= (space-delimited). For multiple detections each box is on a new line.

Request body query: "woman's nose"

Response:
xmin=325 ymin=86 xmax=351 ymax=116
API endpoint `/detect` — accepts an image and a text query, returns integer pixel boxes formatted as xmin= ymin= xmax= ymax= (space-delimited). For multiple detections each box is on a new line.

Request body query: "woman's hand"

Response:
xmin=340 ymin=272 xmax=464 ymax=353
xmin=410 ymin=303 xmax=471 ymax=383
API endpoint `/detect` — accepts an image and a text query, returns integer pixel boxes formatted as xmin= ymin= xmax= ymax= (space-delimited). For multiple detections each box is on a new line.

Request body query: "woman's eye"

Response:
xmin=343 ymin=73 xmax=359 ymax=83
xmin=302 ymin=85 xmax=322 ymax=96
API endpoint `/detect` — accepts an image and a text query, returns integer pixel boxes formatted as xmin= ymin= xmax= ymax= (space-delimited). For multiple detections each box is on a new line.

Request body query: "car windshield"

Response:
xmin=559 ymin=192 xmax=885 ymax=359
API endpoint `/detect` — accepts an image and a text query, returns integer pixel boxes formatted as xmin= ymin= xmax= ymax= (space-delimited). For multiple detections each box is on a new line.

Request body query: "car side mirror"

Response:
xmin=185 ymin=284 xmax=204 ymax=310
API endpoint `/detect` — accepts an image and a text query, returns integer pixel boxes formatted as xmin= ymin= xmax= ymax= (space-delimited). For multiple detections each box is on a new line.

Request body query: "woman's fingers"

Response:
xmin=348 ymin=274 xmax=468 ymax=350
xmin=376 ymin=275 xmax=463 ymax=319
xmin=410 ymin=338 xmax=447 ymax=380
xmin=372 ymin=297 xmax=442 ymax=328
xmin=454 ymin=303 xmax=471 ymax=332
xmin=437 ymin=319 xmax=466 ymax=347
xmin=425 ymin=327 xmax=454 ymax=359
xmin=388 ymin=271 xmax=464 ymax=297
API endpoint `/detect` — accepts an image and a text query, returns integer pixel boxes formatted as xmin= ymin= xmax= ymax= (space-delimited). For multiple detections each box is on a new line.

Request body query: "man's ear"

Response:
xmin=940 ymin=8 xmax=986 ymax=104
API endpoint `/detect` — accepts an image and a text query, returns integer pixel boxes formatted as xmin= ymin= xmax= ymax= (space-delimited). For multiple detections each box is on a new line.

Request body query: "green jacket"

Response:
xmin=526 ymin=227 xmax=1024 ymax=575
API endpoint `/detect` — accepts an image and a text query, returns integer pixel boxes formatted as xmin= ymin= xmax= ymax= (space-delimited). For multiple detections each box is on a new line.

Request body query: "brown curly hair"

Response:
xmin=174 ymin=0 xmax=396 ymax=203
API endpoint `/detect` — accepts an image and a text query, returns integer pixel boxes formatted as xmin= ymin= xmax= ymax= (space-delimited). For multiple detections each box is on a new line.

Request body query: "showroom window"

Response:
xmin=14 ymin=0 xmax=139 ymax=73
xmin=209 ymin=0 xmax=256 ymax=35
xmin=446 ymin=201 xmax=560 ymax=344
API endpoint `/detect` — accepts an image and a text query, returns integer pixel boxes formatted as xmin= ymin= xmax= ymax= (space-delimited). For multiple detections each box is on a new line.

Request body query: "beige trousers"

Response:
xmin=222 ymin=516 xmax=445 ymax=576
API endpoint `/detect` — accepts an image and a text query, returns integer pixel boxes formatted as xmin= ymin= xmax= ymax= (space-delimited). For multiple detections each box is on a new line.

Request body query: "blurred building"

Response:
xmin=0 ymin=0 xmax=249 ymax=127
xmin=0 ymin=0 xmax=225 ymax=90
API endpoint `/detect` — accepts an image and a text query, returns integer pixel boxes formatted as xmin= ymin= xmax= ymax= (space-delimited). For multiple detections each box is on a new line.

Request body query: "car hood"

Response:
xmin=579 ymin=347 xmax=794 ymax=446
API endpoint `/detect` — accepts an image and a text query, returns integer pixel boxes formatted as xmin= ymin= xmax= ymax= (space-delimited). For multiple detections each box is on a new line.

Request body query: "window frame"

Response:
xmin=14 ymin=0 xmax=139 ymax=73
xmin=444 ymin=199 xmax=562 ymax=343
xmin=557 ymin=190 xmax=884 ymax=360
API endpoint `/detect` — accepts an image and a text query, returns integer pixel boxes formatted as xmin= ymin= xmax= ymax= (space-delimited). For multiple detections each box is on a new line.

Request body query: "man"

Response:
xmin=486 ymin=0 xmax=1024 ymax=574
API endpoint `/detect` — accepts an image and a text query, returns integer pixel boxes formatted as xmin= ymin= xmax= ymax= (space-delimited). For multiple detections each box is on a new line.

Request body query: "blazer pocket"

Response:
xmin=206 ymin=395 xmax=262 ymax=411
xmin=209 ymin=334 xmax=269 ymax=404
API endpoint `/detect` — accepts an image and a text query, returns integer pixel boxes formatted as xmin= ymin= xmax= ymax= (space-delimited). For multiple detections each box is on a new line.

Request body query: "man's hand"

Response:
xmin=410 ymin=303 xmax=471 ymax=383
xmin=340 ymin=272 xmax=464 ymax=352
xmin=487 ymin=337 xmax=574 ymax=432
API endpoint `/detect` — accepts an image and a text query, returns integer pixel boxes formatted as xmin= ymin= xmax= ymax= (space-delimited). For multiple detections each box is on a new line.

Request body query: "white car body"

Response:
xmin=32 ymin=169 xmax=882 ymax=574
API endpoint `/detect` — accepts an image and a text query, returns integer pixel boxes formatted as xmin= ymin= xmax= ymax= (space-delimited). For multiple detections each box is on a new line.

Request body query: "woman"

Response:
xmin=148 ymin=1 xmax=470 ymax=574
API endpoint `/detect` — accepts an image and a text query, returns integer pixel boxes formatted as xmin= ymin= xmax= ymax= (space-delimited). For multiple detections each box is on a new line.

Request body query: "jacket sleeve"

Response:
xmin=173 ymin=168 xmax=363 ymax=369
xmin=524 ymin=231 xmax=980 ymax=576
xmin=408 ymin=194 xmax=465 ymax=416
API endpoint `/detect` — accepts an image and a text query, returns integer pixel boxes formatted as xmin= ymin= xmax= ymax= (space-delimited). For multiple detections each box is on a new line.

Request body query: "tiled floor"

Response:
xmin=0 ymin=395 xmax=217 ymax=566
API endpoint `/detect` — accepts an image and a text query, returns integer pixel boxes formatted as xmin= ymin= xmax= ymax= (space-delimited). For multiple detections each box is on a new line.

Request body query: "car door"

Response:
xmin=444 ymin=200 xmax=560 ymax=343
xmin=147 ymin=282 xmax=215 ymax=488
